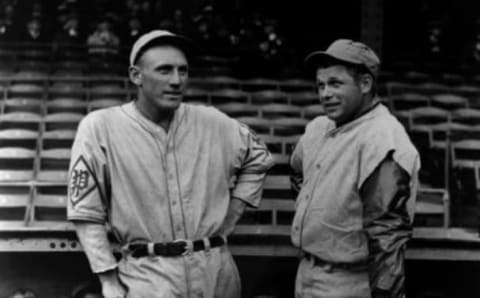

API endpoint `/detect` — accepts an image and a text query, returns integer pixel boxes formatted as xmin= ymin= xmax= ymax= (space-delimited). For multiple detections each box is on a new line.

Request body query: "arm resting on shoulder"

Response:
xmin=361 ymin=153 xmax=413 ymax=298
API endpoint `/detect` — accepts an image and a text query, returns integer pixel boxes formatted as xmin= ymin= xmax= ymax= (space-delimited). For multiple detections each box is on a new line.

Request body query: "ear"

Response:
xmin=359 ymin=73 xmax=373 ymax=95
xmin=129 ymin=65 xmax=142 ymax=86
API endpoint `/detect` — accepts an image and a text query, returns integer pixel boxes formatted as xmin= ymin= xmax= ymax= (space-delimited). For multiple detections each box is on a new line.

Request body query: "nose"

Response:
xmin=169 ymin=69 xmax=182 ymax=86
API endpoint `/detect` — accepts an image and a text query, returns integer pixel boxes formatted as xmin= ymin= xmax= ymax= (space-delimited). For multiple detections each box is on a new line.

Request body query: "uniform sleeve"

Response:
xmin=230 ymin=123 xmax=275 ymax=207
xmin=67 ymin=116 xmax=109 ymax=223
xmin=361 ymin=153 xmax=413 ymax=298
xmin=290 ymin=136 xmax=304 ymax=195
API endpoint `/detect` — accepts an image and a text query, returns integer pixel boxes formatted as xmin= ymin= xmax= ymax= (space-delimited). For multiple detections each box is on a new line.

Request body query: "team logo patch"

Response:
xmin=69 ymin=156 xmax=96 ymax=206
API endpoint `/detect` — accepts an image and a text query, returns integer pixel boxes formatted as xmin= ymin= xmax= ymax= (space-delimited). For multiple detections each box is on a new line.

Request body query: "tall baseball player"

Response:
xmin=67 ymin=30 xmax=274 ymax=298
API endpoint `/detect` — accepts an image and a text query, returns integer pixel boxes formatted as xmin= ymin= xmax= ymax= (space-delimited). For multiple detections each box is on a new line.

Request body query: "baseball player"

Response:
xmin=67 ymin=30 xmax=274 ymax=298
xmin=290 ymin=39 xmax=420 ymax=297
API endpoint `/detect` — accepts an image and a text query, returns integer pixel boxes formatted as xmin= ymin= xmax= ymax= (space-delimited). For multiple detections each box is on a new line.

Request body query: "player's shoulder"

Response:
xmin=184 ymin=103 xmax=232 ymax=123
xmin=362 ymin=104 xmax=407 ymax=138
xmin=304 ymin=115 xmax=331 ymax=135
xmin=77 ymin=105 xmax=124 ymax=133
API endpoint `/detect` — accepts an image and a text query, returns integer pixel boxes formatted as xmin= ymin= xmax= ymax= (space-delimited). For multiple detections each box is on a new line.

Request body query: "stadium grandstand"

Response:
xmin=1 ymin=0 xmax=480 ymax=297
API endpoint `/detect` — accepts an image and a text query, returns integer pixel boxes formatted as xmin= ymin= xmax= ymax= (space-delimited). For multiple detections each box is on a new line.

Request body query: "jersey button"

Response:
xmin=316 ymin=164 xmax=320 ymax=169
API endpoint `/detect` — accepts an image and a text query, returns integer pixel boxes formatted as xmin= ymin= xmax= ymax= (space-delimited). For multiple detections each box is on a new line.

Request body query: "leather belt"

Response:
xmin=304 ymin=253 xmax=368 ymax=271
xmin=126 ymin=236 xmax=226 ymax=258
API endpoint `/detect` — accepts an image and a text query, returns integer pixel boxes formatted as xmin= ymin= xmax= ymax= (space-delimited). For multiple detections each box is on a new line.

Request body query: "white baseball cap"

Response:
xmin=129 ymin=30 xmax=193 ymax=66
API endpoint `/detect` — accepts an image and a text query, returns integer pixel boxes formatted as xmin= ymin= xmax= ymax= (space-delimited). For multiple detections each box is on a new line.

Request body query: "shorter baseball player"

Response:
xmin=290 ymin=39 xmax=420 ymax=298
xmin=67 ymin=30 xmax=274 ymax=298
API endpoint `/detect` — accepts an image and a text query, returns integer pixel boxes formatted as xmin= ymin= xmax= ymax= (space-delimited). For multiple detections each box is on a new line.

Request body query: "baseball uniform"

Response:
xmin=67 ymin=101 xmax=274 ymax=297
xmin=290 ymin=103 xmax=420 ymax=297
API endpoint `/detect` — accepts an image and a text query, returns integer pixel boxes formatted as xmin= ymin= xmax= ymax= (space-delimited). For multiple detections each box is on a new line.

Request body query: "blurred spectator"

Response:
xmin=0 ymin=1 xmax=18 ymax=42
xmin=473 ymin=17 xmax=480 ymax=65
xmin=8 ymin=288 xmax=37 ymax=298
xmin=20 ymin=18 xmax=49 ymax=42
xmin=124 ymin=16 xmax=143 ymax=46
xmin=54 ymin=14 xmax=82 ymax=44
xmin=87 ymin=16 xmax=120 ymax=56
xmin=258 ymin=19 xmax=285 ymax=60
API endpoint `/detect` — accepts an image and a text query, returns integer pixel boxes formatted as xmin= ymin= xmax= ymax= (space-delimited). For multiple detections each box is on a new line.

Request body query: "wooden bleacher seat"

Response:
xmin=389 ymin=93 xmax=430 ymax=111
xmin=271 ymin=117 xmax=307 ymax=136
xmin=7 ymin=83 xmax=45 ymax=99
xmin=183 ymin=88 xmax=209 ymax=104
xmin=385 ymin=81 xmax=418 ymax=96
xmin=403 ymin=71 xmax=430 ymax=84
xmin=428 ymin=122 xmax=475 ymax=148
xmin=278 ymin=78 xmax=313 ymax=93
xmin=430 ymin=93 xmax=469 ymax=110
xmin=451 ymin=139 xmax=480 ymax=206
xmin=417 ymin=82 xmax=450 ymax=95
xmin=46 ymin=98 xmax=87 ymax=114
xmin=0 ymin=185 xmax=31 ymax=223
xmin=190 ymin=76 xmax=241 ymax=90
xmin=302 ymin=104 xmax=325 ymax=120
xmin=260 ymin=104 xmax=302 ymax=119
xmin=44 ymin=112 xmax=84 ymax=131
xmin=0 ymin=112 xmax=42 ymax=130
xmin=250 ymin=90 xmax=289 ymax=105
xmin=37 ymin=148 xmax=71 ymax=182
xmin=242 ymin=78 xmax=279 ymax=92
xmin=451 ymin=108 xmax=480 ymax=126
xmin=0 ymin=129 xmax=39 ymax=149
xmin=17 ymin=48 xmax=51 ymax=60
xmin=216 ymin=103 xmax=258 ymax=118
xmin=440 ymin=73 xmax=465 ymax=86
xmin=0 ymin=147 xmax=36 ymax=181
xmin=415 ymin=188 xmax=450 ymax=228
xmin=259 ymin=134 xmax=300 ymax=155
xmin=210 ymin=89 xmax=249 ymax=104
xmin=16 ymin=61 xmax=51 ymax=73
xmin=289 ymin=91 xmax=318 ymax=107
xmin=48 ymin=83 xmax=87 ymax=99
xmin=451 ymin=139 xmax=480 ymax=168
xmin=4 ymin=98 xmax=43 ymax=114
xmin=451 ymin=85 xmax=480 ymax=101
xmin=89 ymin=85 xmax=129 ymax=101
xmin=410 ymin=106 xmax=450 ymax=127
xmin=33 ymin=185 xmax=68 ymax=223
xmin=42 ymin=129 xmax=76 ymax=150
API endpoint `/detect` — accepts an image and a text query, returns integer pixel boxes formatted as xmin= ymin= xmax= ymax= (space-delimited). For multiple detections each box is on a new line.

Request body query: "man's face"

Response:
xmin=316 ymin=65 xmax=368 ymax=126
xmin=132 ymin=45 xmax=188 ymax=112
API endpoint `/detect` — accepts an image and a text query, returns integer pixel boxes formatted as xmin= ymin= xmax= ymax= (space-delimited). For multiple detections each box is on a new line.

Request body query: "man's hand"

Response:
xmin=98 ymin=269 xmax=127 ymax=298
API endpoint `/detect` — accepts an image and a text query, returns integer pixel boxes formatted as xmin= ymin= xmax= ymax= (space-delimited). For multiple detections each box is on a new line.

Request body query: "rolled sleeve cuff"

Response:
xmin=231 ymin=174 xmax=266 ymax=207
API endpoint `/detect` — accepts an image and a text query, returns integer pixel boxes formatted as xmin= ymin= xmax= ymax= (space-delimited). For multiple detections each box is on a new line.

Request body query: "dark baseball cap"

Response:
xmin=129 ymin=30 xmax=193 ymax=66
xmin=305 ymin=39 xmax=380 ymax=77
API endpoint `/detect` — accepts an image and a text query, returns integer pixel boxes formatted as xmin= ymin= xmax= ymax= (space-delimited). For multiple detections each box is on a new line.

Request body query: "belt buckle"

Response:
xmin=174 ymin=239 xmax=193 ymax=256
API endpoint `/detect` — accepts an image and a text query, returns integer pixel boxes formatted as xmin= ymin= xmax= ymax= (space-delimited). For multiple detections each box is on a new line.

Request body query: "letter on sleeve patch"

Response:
xmin=69 ymin=156 xmax=97 ymax=206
